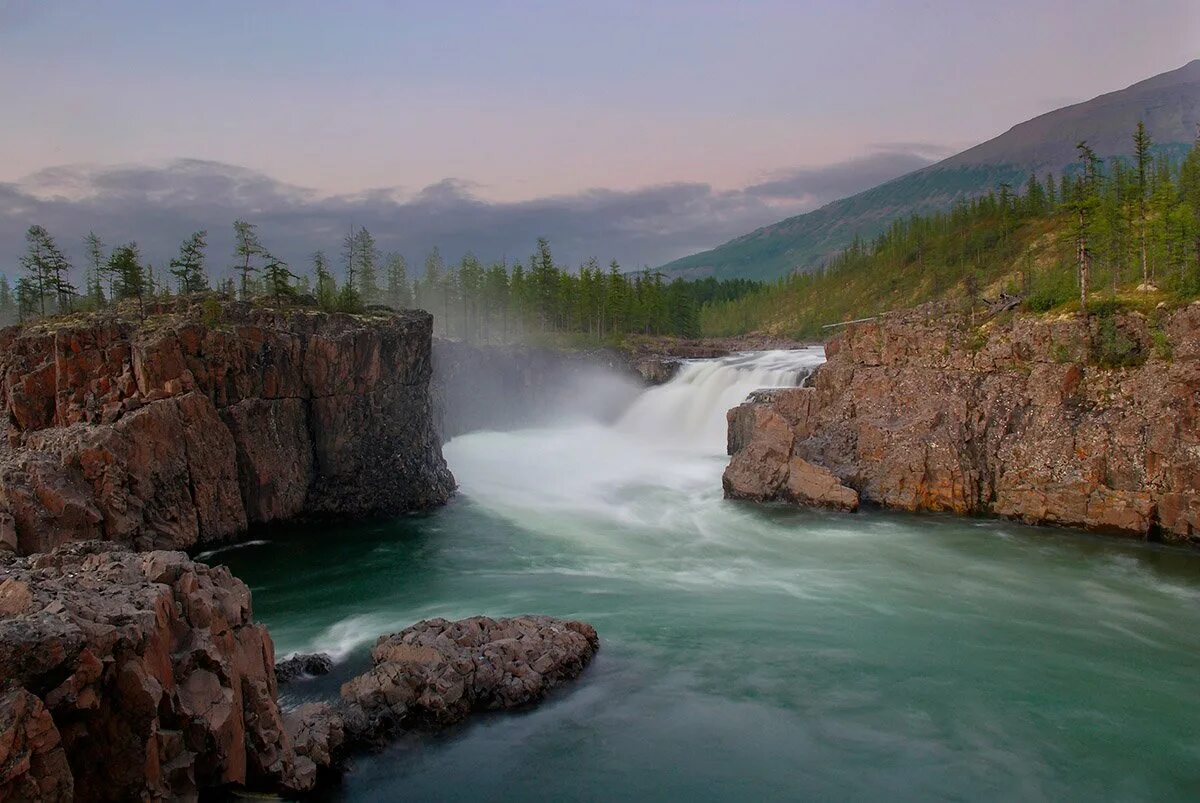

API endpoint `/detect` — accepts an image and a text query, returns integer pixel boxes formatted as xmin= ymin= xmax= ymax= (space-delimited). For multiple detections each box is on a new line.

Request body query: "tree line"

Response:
xmin=6 ymin=222 xmax=760 ymax=341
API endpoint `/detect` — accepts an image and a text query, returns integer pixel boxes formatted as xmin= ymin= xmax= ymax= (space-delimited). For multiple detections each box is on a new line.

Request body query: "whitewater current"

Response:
xmin=213 ymin=348 xmax=1200 ymax=802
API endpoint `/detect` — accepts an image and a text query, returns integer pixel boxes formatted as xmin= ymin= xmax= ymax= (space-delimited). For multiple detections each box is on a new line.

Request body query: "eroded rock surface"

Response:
xmin=725 ymin=304 xmax=1200 ymax=545
xmin=0 ymin=545 xmax=601 ymax=797
xmin=0 ymin=542 xmax=320 ymax=799
xmin=341 ymin=615 xmax=600 ymax=745
xmin=0 ymin=298 xmax=454 ymax=554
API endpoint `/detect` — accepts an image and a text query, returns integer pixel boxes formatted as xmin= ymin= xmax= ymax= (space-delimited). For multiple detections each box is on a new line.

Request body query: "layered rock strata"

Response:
xmin=725 ymin=305 xmax=1200 ymax=545
xmin=0 ymin=299 xmax=454 ymax=555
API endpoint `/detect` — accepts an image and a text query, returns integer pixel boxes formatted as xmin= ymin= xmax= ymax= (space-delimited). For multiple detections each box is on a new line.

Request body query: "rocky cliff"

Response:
xmin=725 ymin=305 xmax=1200 ymax=546
xmin=0 ymin=543 xmax=600 ymax=799
xmin=0 ymin=299 xmax=454 ymax=555
xmin=0 ymin=543 xmax=310 ymax=799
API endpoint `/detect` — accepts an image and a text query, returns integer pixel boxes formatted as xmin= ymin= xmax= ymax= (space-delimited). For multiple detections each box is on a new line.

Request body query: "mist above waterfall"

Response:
xmin=443 ymin=348 xmax=826 ymax=542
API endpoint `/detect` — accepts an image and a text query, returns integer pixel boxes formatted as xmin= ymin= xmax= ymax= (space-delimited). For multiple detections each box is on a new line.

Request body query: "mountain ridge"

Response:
xmin=660 ymin=59 xmax=1200 ymax=281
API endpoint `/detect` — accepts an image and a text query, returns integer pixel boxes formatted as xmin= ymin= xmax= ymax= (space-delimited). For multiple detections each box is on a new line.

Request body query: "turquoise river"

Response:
xmin=207 ymin=349 xmax=1200 ymax=802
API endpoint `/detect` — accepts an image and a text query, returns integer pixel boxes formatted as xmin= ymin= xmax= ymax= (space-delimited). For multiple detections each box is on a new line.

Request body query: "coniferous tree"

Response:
xmin=351 ymin=228 xmax=380 ymax=304
xmin=232 ymin=220 xmax=263 ymax=300
xmin=1133 ymin=120 xmax=1153 ymax=283
xmin=340 ymin=227 xmax=357 ymax=297
xmin=83 ymin=231 xmax=107 ymax=307
xmin=15 ymin=277 xmax=38 ymax=322
xmin=169 ymin=230 xmax=209 ymax=294
xmin=262 ymin=252 xmax=297 ymax=303
xmin=384 ymin=252 xmax=412 ymax=309
xmin=313 ymin=251 xmax=336 ymax=310
xmin=109 ymin=243 xmax=147 ymax=317
xmin=0 ymin=275 xmax=13 ymax=325
xmin=20 ymin=225 xmax=74 ymax=316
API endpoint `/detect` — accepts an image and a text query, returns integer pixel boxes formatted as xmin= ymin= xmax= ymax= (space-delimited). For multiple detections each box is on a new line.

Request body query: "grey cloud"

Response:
xmin=746 ymin=151 xmax=937 ymax=203
xmin=0 ymin=149 xmax=936 ymax=280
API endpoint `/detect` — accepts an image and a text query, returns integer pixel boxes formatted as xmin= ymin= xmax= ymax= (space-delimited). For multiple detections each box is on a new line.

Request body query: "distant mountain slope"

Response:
xmin=661 ymin=59 xmax=1200 ymax=281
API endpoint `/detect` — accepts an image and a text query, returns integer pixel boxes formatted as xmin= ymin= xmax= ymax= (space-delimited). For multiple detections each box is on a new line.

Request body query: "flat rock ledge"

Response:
xmin=0 ymin=543 xmax=599 ymax=799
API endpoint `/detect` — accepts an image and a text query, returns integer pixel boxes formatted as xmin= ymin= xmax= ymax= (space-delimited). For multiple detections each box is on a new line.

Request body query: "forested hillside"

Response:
xmin=660 ymin=59 xmax=1200 ymax=281
xmin=700 ymin=126 xmax=1200 ymax=339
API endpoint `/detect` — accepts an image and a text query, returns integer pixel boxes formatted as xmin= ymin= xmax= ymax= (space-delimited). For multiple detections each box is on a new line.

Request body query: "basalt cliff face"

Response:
xmin=0 ymin=300 xmax=454 ymax=555
xmin=725 ymin=305 xmax=1200 ymax=546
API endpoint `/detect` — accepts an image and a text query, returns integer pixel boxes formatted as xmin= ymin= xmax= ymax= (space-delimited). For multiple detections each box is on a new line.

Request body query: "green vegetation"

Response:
xmin=13 ymin=123 xmax=1197 ymax=345
xmin=700 ymin=125 xmax=1200 ymax=338
xmin=4 ymin=224 xmax=759 ymax=344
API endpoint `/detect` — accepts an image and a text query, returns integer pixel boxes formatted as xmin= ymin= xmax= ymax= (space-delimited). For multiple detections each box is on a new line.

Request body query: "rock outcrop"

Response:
xmin=0 ymin=542 xmax=316 ymax=799
xmin=276 ymin=652 xmax=334 ymax=684
xmin=340 ymin=615 xmax=600 ymax=745
xmin=725 ymin=304 xmax=1200 ymax=545
xmin=0 ymin=298 xmax=454 ymax=555
xmin=0 ymin=543 xmax=600 ymax=798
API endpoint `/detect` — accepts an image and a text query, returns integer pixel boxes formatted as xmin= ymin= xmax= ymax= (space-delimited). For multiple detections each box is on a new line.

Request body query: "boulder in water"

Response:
xmin=341 ymin=615 xmax=599 ymax=745
xmin=276 ymin=652 xmax=335 ymax=684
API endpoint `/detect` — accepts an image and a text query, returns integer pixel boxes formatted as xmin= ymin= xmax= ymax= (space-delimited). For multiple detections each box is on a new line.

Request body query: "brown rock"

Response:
xmin=0 ymin=688 xmax=73 ymax=802
xmin=340 ymin=615 xmax=599 ymax=745
xmin=785 ymin=458 xmax=859 ymax=511
xmin=0 ymin=301 xmax=453 ymax=554
xmin=0 ymin=542 xmax=306 ymax=800
xmin=723 ymin=303 xmax=1200 ymax=546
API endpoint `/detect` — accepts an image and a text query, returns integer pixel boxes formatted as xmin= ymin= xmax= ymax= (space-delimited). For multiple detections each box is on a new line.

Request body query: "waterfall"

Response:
xmin=443 ymin=347 xmax=827 ymax=539
xmin=616 ymin=347 xmax=827 ymax=451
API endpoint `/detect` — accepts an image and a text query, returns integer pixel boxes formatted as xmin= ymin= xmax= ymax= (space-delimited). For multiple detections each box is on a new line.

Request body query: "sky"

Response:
xmin=1 ymin=0 xmax=1198 ymax=272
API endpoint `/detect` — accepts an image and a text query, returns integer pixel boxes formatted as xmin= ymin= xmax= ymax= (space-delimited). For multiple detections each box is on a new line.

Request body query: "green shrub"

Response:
xmin=1091 ymin=314 xmax=1143 ymax=368
xmin=201 ymin=296 xmax=222 ymax=328
xmin=1151 ymin=328 xmax=1173 ymax=361
xmin=1026 ymin=269 xmax=1075 ymax=312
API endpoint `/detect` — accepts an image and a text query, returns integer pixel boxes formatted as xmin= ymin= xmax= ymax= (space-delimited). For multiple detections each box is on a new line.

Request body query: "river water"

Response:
xmin=212 ymin=349 xmax=1200 ymax=801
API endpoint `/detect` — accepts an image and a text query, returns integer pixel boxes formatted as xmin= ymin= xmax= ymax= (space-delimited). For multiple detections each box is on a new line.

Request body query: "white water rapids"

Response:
xmin=444 ymin=348 xmax=827 ymax=541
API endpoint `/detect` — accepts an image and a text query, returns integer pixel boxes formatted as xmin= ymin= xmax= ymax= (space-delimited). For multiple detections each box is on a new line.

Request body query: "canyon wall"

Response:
xmin=725 ymin=304 xmax=1200 ymax=546
xmin=0 ymin=299 xmax=454 ymax=555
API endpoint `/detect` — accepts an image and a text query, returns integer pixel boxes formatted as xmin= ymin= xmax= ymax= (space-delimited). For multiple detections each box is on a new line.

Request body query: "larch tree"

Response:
xmin=232 ymin=220 xmax=264 ymax=300
xmin=313 ymin=251 xmax=337 ymax=310
xmin=84 ymin=231 xmax=108 ymax=307
xmin=384 ymin=252 xmax=412 ymax=309
xmin=169 ymin=230 xmax=209 ymax=294
xmin=1133 ymin=120 xmax=1153 ymax=283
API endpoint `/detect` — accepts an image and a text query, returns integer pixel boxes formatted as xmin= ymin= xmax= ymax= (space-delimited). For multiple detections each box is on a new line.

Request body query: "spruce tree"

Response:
xmin=352 ymin=228 xmax=380 ymax=303
xmin=1133 ymin=121 xmax=1152 ymax=283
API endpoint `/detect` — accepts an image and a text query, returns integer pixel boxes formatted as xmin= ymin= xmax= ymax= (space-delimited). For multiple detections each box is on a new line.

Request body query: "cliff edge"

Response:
xmin=0 ymin=298 xmax=454 ymax=555
xmin=725 ymin=304 xmax=1200 ymax=546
